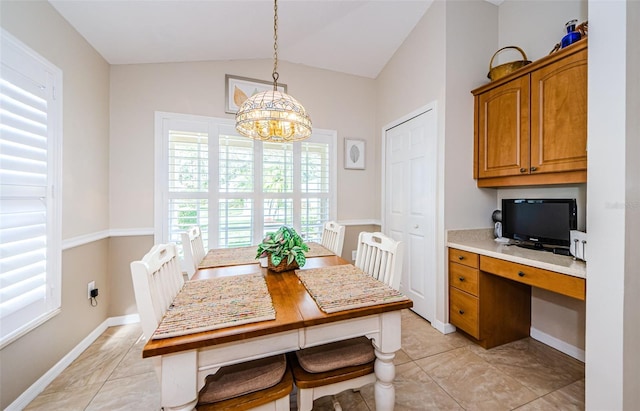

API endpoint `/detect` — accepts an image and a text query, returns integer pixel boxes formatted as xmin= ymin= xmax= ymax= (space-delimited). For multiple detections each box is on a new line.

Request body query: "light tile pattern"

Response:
xmin=25 ymin=310 xmax=584 ymax=410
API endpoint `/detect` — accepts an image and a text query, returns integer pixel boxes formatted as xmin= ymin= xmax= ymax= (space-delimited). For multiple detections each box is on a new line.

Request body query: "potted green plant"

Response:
xmin=256 ymin=226 xmax=309 ymax=272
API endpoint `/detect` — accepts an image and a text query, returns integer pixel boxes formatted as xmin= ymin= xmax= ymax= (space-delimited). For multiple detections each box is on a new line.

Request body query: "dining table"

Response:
xmin=142 ymin=244 xmax=413 ymax=411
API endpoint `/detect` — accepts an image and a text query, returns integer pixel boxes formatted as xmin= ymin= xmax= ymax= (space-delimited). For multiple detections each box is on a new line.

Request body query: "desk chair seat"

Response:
xmin=291 ymin=337 xmax=376 ymax=411
xmin=197 ymin=354 xmax=293 ymax=411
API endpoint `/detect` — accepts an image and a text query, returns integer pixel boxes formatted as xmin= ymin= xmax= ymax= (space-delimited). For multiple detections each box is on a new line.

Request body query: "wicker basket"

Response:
xmin=268 ymin=255 xmax=299 ymax=272
xmin=487 ymin=46 xmax=531 ymax=81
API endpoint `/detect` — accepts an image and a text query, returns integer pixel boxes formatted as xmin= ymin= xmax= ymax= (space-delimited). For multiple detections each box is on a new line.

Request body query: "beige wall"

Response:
xmin=376 ymin=0 xmax=588 ymax=351
xmin=376 ymin=1 xmax=498 ymax=328
xmin=498 ymin=0 xmax=588 ymax=64
xmin=0 ymin=1 xmax=111 ymax=408
xmin=496 ymin=0 xmax=588 ymax=353
xmin=109 ymin=60 xmax=379 ymax=230
xmin=108 ymin=236 xmax=154 ymax=317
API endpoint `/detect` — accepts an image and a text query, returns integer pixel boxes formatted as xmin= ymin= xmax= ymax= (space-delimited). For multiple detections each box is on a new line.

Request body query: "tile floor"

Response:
xmin=25 ymin=310 xmax=585 ymax=410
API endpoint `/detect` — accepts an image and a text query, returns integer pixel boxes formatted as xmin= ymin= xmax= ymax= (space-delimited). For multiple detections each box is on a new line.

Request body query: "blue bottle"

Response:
xmin=561 ymin=19 xmax=581 ymax=48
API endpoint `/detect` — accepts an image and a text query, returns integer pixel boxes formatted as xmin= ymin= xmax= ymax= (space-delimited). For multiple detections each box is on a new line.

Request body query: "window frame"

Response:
xmin=0 ymin=29 xmax=63 ymax=349
xmin=154 ymin=112 xmax=337 ymax=250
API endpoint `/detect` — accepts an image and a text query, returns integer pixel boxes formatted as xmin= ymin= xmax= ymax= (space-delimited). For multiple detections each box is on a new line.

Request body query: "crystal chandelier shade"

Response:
xmin=235 ymin=0 xmax=312 ymax=142
xmin=235 ymin=90 xmax=312 ymax=142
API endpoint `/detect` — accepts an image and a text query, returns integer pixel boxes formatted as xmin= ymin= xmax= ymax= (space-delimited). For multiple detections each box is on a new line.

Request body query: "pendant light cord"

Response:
xmin=272 ymin=0 xmax=280 ymax=90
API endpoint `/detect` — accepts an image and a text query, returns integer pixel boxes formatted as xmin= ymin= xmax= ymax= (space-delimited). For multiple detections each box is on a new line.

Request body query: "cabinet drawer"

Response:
xmin=480 ymin=256 xmax=585 ymax=300
xmin=449 ymin=263 xmax=479 ymax=296
xmin=448 ymin=248 xmax=479 ymax=269
xmin=449 ymin=287 xmax=479 ymax=338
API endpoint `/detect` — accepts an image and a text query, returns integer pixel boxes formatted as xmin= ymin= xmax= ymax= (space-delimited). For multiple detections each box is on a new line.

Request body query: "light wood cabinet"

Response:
xmin=480 ymin=256 xmax=585 ymax=301
xmin=472 ymin=39 xmax=587 ymax=187
xmin=448 ymin=248 xmax=530 ymax=349
xmin=448 ymin=247 xmax=587 ymax=349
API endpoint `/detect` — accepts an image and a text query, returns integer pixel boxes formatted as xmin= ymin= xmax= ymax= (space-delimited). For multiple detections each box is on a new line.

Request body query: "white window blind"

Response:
xmin=156 ymin=113 xmax=336 ymax=251
xmin=0 ymin=30 xmax=62 ymax=348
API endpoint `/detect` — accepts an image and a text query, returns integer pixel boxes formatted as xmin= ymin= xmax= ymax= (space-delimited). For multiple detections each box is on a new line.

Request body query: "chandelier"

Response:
xmin=235 ymin=0 xmax=312 ymax=142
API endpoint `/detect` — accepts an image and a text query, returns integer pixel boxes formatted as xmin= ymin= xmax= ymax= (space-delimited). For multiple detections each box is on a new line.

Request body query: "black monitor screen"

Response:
xmin=501 ymin=199 xmax=577 ymax=247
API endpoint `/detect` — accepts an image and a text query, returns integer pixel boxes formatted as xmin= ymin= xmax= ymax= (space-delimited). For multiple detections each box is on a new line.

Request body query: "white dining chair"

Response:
xmin=291 ymin=232 xmax=404 ymax=411
xmin=130 ymin=243 xmax=293 ymax=411
xmin=320 ymin=221 xmax=345 ymax=256
xmin=354 ymin=231 xmax=404 ymax=290
xmin=182 ymin=225 xmax=206 ymax=279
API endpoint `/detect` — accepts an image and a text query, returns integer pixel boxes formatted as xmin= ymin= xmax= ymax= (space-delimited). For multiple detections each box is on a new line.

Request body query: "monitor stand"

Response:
xmin=516 ymin=242 xmax=547 ymax=252
xmin=515 ymin=243 xmax=572 ymax=256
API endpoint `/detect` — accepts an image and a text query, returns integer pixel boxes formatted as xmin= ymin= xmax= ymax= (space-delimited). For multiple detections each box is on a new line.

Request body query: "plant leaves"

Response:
xmin=271 ymin=254 xmax=282 ymax=266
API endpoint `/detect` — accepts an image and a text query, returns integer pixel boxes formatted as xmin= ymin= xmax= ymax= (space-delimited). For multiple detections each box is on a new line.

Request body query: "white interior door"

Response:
xmin=384 ymin=108 xmax=437 ymax=322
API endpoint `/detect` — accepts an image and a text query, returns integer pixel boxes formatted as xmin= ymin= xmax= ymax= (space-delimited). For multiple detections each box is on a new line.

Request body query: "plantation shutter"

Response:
xmin=0 ymin=30 xmax=62 ymax=346
xmin=156 ymin=113 xmax=336 ymax=250
xmin=300 ymin=141 xmax=331 ymax=241
xmin=262 ymin=142 xmax=293 ymax=235
xmin=218 ymin=134 xmax=254 ymax=247
xmin=166 ymin=120 xmax=210 ymax=250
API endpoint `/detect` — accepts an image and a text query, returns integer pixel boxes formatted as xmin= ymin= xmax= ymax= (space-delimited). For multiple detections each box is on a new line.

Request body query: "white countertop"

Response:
xmin=447 ymin=229 xmax=586 ymax=279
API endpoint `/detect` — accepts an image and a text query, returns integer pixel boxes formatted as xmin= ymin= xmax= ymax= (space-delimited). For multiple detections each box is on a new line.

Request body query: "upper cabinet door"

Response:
xmin=476 ymin=75 xmax=530 ymax=179
xmin=530 ymin=48 xmax=588 ymax=174
xmin=472 ymin=39 xmax=588 ymax=188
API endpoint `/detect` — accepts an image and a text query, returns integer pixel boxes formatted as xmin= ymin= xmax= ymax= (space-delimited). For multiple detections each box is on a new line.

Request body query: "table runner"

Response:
xmin=295 ymin=264 xmax=409 ymax=313
xmin=198 ymin=242 xmax=335 ymax=269
xmin=152 ymin=273 xmax=275 ymax=339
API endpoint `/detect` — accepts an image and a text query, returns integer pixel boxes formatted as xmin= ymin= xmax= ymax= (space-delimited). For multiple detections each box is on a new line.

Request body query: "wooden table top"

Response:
xmin=142 ymin=255 xmax=412 ymax=358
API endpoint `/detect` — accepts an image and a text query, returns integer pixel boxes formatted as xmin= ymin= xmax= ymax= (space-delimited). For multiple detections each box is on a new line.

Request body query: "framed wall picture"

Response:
xmin=344 ymin=138 xmax=366 ymax=170
xmin=225 ymin=74 xmax=287 ymax=114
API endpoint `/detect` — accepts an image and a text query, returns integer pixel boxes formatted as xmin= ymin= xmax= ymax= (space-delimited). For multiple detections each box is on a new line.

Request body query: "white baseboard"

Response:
xmin=108 ymin=313 xmax=140 ymax=326
xmin=530 ymin=326 xmax=585 ymax=362
xmin=7 ymin=315 xmax=141 ymax=411
xmin=432 ymin=320 xmax=457 ymax=334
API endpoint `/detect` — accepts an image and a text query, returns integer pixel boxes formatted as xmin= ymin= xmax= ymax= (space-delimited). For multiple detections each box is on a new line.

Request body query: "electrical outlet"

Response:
xmin=87 ymin=281 xmax=95 ymax=299
xmin=351 ymin=250 xmax=357 ymax=261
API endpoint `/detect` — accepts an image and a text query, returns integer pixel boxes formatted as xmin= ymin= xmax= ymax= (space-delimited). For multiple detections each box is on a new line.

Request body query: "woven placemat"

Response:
xmin=295 ymin=264 xmax=409 ymax=313
xmin=305 ymin=242 xmax=335 ymax=257
xmin=152 ymin=273 xmax=275 ymax=339
xmin=199 ymin=246 xmax=258 ymax=269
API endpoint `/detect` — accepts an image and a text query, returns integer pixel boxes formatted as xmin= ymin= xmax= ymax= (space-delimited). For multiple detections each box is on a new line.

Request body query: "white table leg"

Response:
xmin=373 ymin=349 xmax=396 ymax=411
xmin=161 ymin=351 xmax=198 ymax=411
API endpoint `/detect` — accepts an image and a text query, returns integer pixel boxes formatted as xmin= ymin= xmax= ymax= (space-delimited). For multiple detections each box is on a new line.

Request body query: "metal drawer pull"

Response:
xmin=530 ymin=166 xmax=538 ymax=172
xmin=520 ymin=168 xmax=527 ymax=173
xmin=458 ymin=255 xmax=464 ymax=260
xmin=459 ymin=310 xmax=465 ymax=315
xmin=518 ymin=271 xmax=525 ymax=277
xmin=458 ymin=276 xmax=465 ymax=282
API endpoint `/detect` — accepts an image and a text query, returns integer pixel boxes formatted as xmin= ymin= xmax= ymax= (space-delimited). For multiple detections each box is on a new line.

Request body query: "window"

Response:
xmin=155 ymin=112 xmax=336 ymax=251
xmin=0 ymin=30 xmax=62 ymax=348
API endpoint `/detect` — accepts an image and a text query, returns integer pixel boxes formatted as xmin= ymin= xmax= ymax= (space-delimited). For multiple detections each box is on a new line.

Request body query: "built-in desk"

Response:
xmin=447 ymin=229 xmax=586 ymax=349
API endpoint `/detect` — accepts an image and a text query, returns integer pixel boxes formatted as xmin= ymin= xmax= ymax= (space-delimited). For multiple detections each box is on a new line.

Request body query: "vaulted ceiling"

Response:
xmin=49 ymin=0 xmax=436 ymax=79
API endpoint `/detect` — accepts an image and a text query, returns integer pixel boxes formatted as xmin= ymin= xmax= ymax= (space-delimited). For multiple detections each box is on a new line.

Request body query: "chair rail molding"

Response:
xmin=62 ymin=228 xmax=155 ymax=250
